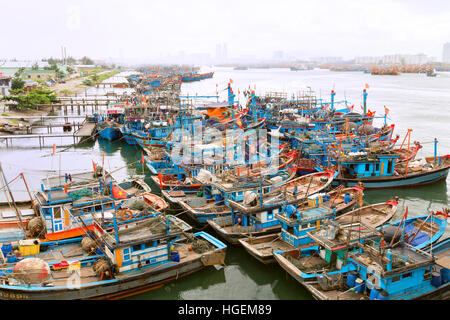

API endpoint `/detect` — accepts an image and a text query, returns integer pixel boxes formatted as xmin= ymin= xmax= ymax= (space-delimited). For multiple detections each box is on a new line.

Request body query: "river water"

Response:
xmin=0 ymin=68 xmax=448 ymax=300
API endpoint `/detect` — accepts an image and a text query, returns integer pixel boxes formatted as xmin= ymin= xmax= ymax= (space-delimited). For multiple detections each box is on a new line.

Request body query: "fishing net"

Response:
xmin=213 ymin=216 xmax=233 ymax=227
xmin=231 ymin=225 xmax=256 ymax=234
xmin=128 ymin=199 xmax=148 ymax=211
xmin=68 ymin=188 xmax=93 ymax=200
xmin=192 ymin=239 xmax=213 ymax=254
xmin=285 ymin=254 xmax=330 ymax=273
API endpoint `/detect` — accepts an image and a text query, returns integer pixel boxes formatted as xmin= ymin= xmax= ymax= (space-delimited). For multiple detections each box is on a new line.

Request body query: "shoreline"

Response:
xmin=0 ymin=69 xmax=120 ymax=128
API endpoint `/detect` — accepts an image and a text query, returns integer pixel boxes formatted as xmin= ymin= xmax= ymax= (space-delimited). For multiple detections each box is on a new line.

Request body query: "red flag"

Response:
xmin=92 ymin=160 xmax=96 ymax=172
xmin=230 ymin=79 xmax=233 ymax=84
xmin=384 ymin=106 xmax=389 ymax=115
xmin=102 ymin=153 xmax=105 ymax=167
xmin=365 ymin=83 xmax=370 ymax=89
xmin=112 ymin=185 xmax=128 ymax=199
xmin=141 ymin=152 xmax=145 ymax=165
xmin=158 ymin=172 xmax=163 ymax=189
xmin=52 ymin=144 xmax=56 ymax=156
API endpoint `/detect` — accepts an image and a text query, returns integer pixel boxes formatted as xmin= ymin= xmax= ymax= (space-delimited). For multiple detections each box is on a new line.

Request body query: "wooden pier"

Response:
xmin=0 ymin=120 xmax=97 ymax=148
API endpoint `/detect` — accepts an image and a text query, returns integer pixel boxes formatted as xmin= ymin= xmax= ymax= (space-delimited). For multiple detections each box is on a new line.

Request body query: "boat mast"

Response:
xmin=0 ymin=163 xmax=26 ymax=234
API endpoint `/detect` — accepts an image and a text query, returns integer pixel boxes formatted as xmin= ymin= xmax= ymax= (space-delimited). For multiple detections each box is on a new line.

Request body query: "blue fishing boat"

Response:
xmin=0 ymin=214 xmax=227 ymax=300
xmin=334 ymin=149 xmax=450 ymax=189
xmin=95 ymin=104 xmax=125 ymax=141
xmin=207 ymin=170 xmax=335 ymax=244
xmin=302 ymin=237 xmax=450 ymax=300
xmin=238 ymin=186 xmax=364 ymax=264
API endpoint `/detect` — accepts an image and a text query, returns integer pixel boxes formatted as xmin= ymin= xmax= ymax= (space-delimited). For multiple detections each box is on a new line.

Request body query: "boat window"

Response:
xmin=132 ymin=244 xmax=142 ymax=252
xmin=94 ymin=205 xmax=102 ymax=212
xmin=144 ymin=241 xmax=156 ymax=248
xmin=53 ymin=207 xmax=61 ymax=219
xmin=376 ymin=163 xmax=380 ymax=171
xmin=365 ymin=164 xmax=370 ymax=171
xmin=391 ymin=275 xmax=401 ymax=282
xmin=402 ymin=272 xmax=412 ymax=279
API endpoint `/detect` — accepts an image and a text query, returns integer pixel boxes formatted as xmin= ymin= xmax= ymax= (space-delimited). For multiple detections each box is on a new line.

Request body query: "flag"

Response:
xmin=365 ymin=83 xmax=370 ymax=89
xmin=230 ymin=79 xmax=233 ymax=84
xmin=158 ymin=172 xmax=163 ymax=189
xmin=141 ymin=151 xmax=145 ymax=165
xmin=102 ymin=153 xmax=105 ymax=167
xmin=92 ymin=160 xmax=96 ymax=172
xmin=236 ymin=118 xmax=243 ymax=129
xmin=112 ymin=185 xmax=127 ymax=199
xmin=384 ymin=106 xmax=389 ymax=115
xmin=238 ymin=89 xmax=240 ymax=95
xmin=52 ymin=144 xmax=56 ymax=156
xmin=126 ymin=99 xmax=129 ymax=106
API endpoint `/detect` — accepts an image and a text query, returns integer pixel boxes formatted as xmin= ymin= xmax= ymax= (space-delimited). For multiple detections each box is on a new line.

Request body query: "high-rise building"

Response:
xmin=222 ymin=43 xmax=228 ymax=61
xmin=216 ymin=43 xmax=222 ymax=61
xmin=443 ymin=43 xmax=450 ymax=63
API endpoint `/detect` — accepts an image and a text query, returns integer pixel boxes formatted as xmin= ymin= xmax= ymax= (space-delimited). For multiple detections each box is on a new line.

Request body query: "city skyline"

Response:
xmin=1 ymin=0 xmax=450 ymax=64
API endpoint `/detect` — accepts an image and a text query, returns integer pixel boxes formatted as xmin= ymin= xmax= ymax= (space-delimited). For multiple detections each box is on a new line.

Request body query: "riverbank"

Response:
xmin=0 ymin=69 xmax=120 ymax=128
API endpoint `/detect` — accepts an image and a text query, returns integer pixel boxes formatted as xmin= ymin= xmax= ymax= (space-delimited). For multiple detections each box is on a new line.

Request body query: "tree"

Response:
xmin=32 ymin=62 xmax=39 ymax=70
xmin=66 ymin=56 xmax=76 ymax=65
xmin=14 ymin=67 xmax=25 ymax=78
xmin=2 ymin=88 xmax=58 ymax=110
xmin=80 ymin=56 xmax=94 ymax=65
xmin=10 ymin=78 xmax=25 ymax=90
xmin=66 ymin=66 xmax=74 ymax=74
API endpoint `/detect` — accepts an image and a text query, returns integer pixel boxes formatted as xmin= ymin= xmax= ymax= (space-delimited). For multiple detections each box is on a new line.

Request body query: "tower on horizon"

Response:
xmin=443 ymin=42 xmax=450 ymax=63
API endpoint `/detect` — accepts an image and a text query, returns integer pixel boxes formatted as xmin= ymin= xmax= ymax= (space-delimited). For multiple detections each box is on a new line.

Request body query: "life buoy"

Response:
xmin=119 ymin=209 xmax=133 ymax=221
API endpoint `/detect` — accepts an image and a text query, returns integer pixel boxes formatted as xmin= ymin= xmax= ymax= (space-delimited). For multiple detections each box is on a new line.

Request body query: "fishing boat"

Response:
xmin=95 ymin=104 xmax=125 ymax=141
xmin=381 ymin=209 xmax=448 ymax=251
xmin=0 ymin=214 xmax=227 ymax=300
xmin=334 ymin=150 xmax=450 ymax=189
xmin=302 ymin=239 xmax=449 ymax=300
xmin=207 ymin=171 xmax=336 ymax=244
xmin=237 ymin=186 xmax=364 ymax=264
xmin=116 ymin=178 xmax=152 ymax=197
xmin=335 ymin=197 xmax=398 ymax=228
xmin=273 ymin=221 xmax=383 ymax=285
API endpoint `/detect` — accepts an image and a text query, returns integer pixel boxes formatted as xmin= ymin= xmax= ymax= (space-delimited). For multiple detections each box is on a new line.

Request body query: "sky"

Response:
xmin=1 ymin=0 xmax=450 ymax=63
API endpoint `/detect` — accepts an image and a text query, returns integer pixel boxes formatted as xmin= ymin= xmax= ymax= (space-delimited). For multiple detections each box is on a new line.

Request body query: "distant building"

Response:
xmin=273 ymin=51 xmax=284 ymax=60
xmin=0 ymin=72 xmax=12 ymax=96
xmin=0 ymin=67 xmax=56 ymax=81
xmin=311 ymin=57 xmax=343 ymax=64
xmin=443 ymin=43 xmax=450 ymax=63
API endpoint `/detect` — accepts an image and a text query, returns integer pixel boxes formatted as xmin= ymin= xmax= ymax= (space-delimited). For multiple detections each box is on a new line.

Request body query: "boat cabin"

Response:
xmin=348 ymin=243 xmax=439 ymax=300
xmin=275 ymin=205 xmax=335 ymax=248
xmin=339 ymin=153 xmax=399 ymax=178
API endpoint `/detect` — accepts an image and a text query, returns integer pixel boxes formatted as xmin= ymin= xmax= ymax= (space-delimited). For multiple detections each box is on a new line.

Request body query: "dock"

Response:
xmin=74 ymin=121 xmax=97 ymax=138
xmin=0 ymin=120 xmax=97 ymax=148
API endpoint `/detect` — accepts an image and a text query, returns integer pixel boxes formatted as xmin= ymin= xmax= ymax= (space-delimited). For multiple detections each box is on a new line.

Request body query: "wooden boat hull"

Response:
xmin=0 ymin=249 xmax=226 ymax=300
xmin=273 ymin=251 xmax=308 ymax=283
xmin=335 ymin=200 xmax=397 ymax=228
xmin=207 ymin=220 xmax=280 ymax=244
xmin=178 ymin=199 xmax=231 ymax=224
xmin=239 ymin=234 xmax=297 ymax=264
xmin=334 ymin=166 xmax=450 ymax=189
xmin=151 ymin=175 xmax=201 ymax=191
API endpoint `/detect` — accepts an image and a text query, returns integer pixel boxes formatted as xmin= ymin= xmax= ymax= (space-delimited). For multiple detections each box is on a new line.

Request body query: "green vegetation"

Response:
xmin=11 ymin=78 xmax=25 ymax=90
xmin=80 ymin=69 xmax=120 ymax=86
xmin=2 ymin=89 xmax=58 ymax=110
xmin=59 ymin=89 xmax=73 ymax=96
xmin=80 ymin=56 xmax=94 ymax=65
xmin=14 ymin=67 xmax=25 ymax=78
